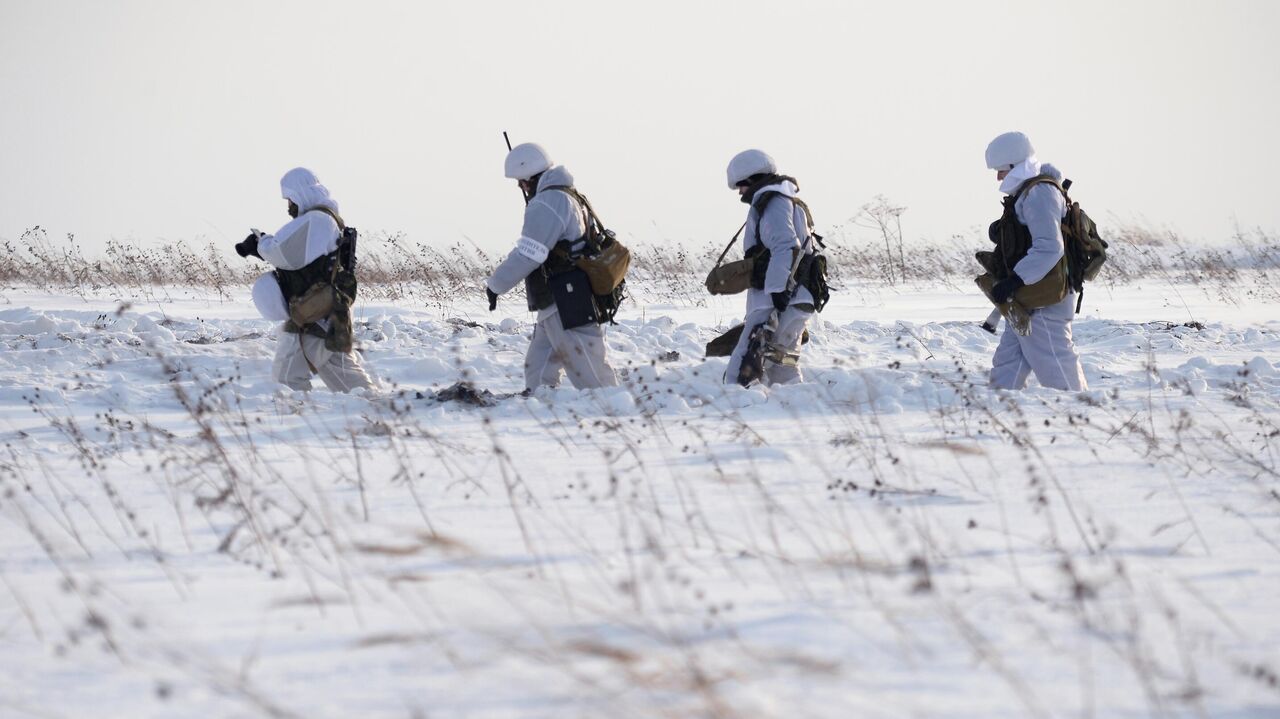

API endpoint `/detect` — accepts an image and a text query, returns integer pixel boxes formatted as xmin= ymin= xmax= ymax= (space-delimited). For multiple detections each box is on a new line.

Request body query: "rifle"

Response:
xmin=503 ymin=131 xmax=532 ymax=206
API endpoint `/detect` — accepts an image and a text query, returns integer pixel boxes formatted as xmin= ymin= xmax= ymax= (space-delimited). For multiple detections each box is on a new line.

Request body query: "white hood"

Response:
xmin=999 ymin=155 xmax=1042 ymax=195
xmin=534 ymin=165 xmax=575 ymax=193
xmin=280 ymin=167 xmax=340 ymax=214
xmin=256 ymin=167 xmax=344 ymax=274
xmin=1004 ymin=161 xmax=1064 ymax=196
xmin=750 ymin=179 xmax=799 ymax=202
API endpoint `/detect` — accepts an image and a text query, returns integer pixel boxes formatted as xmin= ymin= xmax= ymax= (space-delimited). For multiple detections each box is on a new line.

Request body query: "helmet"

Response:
xmin=726 ymin=149 xmax=777 ymax=189
xmin=985 ymin=132 xmax=1035 ymax=170
xmin=504 ymin=143 xmax=553 ymax=180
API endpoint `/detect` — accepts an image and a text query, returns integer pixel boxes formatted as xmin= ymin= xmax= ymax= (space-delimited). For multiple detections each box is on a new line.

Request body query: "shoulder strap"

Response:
xmin=791 ymin=197 xmax=816 ymax=233
xmin=1011 ymin=175 xmax=1066 ymax=204
xmin=534 ymin=185 xmax=591 ymax=263
xmin=542 ymin=185 xmax=610 ymax=258
xmin=542 ymin=185 xmax=601 ymax=226
xmin=751 ymin=191 xmax=815 ymax=289
xmin=750 ymin=191 xmax=781 ymax=246
xmin=305 ymin=206 xmax=346 ymax=231
xmin=712 ymin=223 xmax=748 ymax=269
xmin=752 ymin=191 xmax=816 ymax=246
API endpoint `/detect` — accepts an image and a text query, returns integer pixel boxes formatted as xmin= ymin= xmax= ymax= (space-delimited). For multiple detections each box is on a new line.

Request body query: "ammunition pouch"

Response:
xmin=547 ymin=268 xmax=626 ymax=330
xmin=709 ymin=246 xmax=829 ymax=312
xmin=594 ymin=281 xmax=626 ymax=325
xmin=287 ymin=274 xmax=336 ymax=326
xmin=747 ymin=245 xmax=770 ymax=290
xmin=1015 ymin=255 xmax=1070 ymax=309
xmin=536 ymin=186 xmax=629 ymax=322
xmin=795 ymin=252 xmax=830 ymax=313
xmin=705 ymin=257 xmax=756 ymax=295
xmin=985 ymin=175 xmax=1109 ymax=315
xmin=705 ymin=191 xmax=832 ymax=310
xmin=575 ymin=229 xmax=630 ymax=295
xmin=974 ymin=255 xmax=1069 ymax=311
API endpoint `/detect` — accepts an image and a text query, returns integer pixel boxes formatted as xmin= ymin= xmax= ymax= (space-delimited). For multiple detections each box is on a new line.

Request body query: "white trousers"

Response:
xmin=989 ymin=293 xmax=1087 ymax=391
xmin=272 ymin=326 xmax=375 ymax=393
xmin=724 ymin=305 xmax=813 ymax=386
xmin=524 ymin=313 xmax=619 ymax=391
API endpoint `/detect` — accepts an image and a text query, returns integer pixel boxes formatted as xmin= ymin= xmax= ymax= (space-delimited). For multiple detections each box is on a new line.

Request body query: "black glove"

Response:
xmin=771 ymin=291 xmax=790 ymax=314
xmin=234 ymin=233 xmax=262 ymax=259
xmin=991 ymin=275 xmax=1025 ymax=304
xmin=486 ymin=287 xmax=499 ymax=312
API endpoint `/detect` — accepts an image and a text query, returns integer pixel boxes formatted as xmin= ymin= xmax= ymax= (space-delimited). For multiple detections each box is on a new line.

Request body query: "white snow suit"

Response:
xmin=486 ymin=166 xmax=619 ymax=391
xmin=989 ymin=163 xmax=1087 ymax=391
xmin=724 ymin=180 xmax=816 ymax=385
xmin=256 ymin=168 xmax=375 ymax=393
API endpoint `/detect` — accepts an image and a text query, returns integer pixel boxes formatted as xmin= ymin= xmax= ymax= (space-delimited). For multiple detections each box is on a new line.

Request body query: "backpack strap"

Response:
xmin=1011 ymin=174 xmax=1090 ymax=311
xmin=752 ymin=191 xmax=818 ymax=252
xmin=306 ymin=206 xmax=347 ymax=232
xmin=304 ymin=206 xmax=356 ymax=271
xmin=540 ymin=185 xmax=605 ymax=261
xmin=542 ymin=185 xmax=598 ymax=229
xmin=751 ymin=191 xmax=816 ymax=292
xmin=712 ymin=223 xmax=748 ymax=270
xmin=1010 ymin=174 xmax=1066 ymax=204
xmin=751 ymin=191 xmax=779 ymax=247
xmin=542 ymin=185 xmax=595 ymax=218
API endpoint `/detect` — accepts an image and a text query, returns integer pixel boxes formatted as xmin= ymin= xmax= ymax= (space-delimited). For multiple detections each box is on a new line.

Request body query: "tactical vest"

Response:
xmin=988 ymin=176 xmax=1072 ymax=307
xmin=745 ymin=191 xmax=831 ymax=312
xmin=991 ymin=176 xmax=1059 ymax=276
xmin=272 ymin=207 xmax=344 ymax=298
xmin=275 ymin=206 xmax=359 ymax=359
xmin=522 ymin=187 xmax=591 ymax=311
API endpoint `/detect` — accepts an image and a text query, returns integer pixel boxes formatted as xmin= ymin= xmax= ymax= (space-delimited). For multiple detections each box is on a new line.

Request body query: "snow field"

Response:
xmin=0 ymin=283 xmax=1279 ymax=718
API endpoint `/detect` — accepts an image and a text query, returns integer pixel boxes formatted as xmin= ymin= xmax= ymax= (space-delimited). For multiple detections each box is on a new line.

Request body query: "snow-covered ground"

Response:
xmin=2 ymin=278 xmax=1279 ymax=718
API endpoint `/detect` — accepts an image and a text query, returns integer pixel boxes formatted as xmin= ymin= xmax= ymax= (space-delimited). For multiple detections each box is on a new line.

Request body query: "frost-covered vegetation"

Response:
xmin=1 ymin=224 xmax=1279 ymax=717
xmin=4 ymin=219 xmax=1280 ymax=309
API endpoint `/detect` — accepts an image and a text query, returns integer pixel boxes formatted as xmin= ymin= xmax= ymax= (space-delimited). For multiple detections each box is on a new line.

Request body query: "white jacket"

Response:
xmin=486 ymin=165 xmax=589 ymax=316
xmin=250 ymin=168 xmax=343 ymax=322
xmin=257 ymin=168 xmax=342 ymax=271
xmin=744 ymin=180 xmax=816 ymax=313
xmin=1006 ymin=162 xmax=1068 ymax=286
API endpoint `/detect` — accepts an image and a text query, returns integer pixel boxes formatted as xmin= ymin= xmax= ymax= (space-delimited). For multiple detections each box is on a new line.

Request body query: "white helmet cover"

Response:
xmin=504 ymin=143 xmax=553 ymax=180
xmin=280 ymin=167 xmax=339 ymax=214
xmin=726 ymin=149 xmax=777 ymax=189
xmin=985 ymin=132 xmax=1035 ymax=170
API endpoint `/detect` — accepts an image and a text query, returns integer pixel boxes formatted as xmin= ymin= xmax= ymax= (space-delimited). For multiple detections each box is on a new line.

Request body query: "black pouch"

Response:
xmin=549 ymin=269 xmax=600 ymax=330
xmin=595 ymin=281 xmax=626 ymax=324
xmin=800 ymin=254 xmax=831 ymax=313
xmin=746 ymin=245 xmax=770 ymax=290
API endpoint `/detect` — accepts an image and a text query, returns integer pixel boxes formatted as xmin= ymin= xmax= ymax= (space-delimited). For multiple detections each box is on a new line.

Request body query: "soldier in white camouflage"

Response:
xmin=485 ymin=144 xmax=619 ymax=392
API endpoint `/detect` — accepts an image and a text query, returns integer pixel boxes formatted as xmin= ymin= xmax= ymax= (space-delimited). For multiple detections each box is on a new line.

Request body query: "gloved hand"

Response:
xmin=486 ymin=287 xmax=499 ymax=312
xmin=234 ymin=232 xmax=262 ymax=259
xmin=991 ymin=274 xmax=1025 ymax=304
xmin=771 ymin=291 xmax=790 ymax=314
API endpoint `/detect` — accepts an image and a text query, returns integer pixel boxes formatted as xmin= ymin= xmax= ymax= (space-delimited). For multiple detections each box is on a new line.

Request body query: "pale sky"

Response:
xmin=1 ymin=0 xmax=1277 ymax=255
